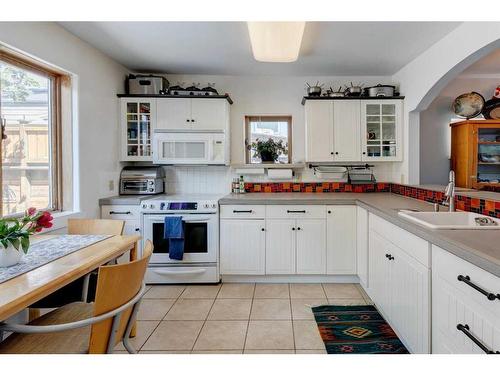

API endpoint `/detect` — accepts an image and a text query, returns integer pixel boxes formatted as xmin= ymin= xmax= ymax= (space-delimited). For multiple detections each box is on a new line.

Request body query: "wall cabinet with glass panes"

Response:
xmin=304 ymin=98 xmax=403 ymax=162
xmin=361 ymin=100 xmax=403 ymax=161
xmin=120 ymin=98 xmax=156 ymax=161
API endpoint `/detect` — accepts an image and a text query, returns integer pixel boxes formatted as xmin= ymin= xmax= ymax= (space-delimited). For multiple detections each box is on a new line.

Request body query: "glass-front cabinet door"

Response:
xmin=361 ymin=100 xmax=403 ymax=161
xmin=120 ymin=98 xmax=156 ymax=161
xmin=475 ymin=125 xmax=500 ymax=187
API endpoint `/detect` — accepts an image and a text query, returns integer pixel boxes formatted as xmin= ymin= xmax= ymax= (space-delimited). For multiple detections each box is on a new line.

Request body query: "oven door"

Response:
xmin=142 ymin=213 xmax=218 ymax=264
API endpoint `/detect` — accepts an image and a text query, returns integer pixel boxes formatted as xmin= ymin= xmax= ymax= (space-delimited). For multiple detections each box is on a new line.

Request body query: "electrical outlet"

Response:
xmin=108 ymin=180 xmax=115 ymax=192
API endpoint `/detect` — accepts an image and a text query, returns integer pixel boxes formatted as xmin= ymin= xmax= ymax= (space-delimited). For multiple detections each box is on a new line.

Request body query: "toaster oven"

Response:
xmin=119 ymin=166 xmax=165 ymax=195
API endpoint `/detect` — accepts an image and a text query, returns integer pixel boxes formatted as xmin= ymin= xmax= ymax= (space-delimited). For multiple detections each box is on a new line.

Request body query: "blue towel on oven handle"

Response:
xmin=164 ymin=216 xmax=184 ymax=260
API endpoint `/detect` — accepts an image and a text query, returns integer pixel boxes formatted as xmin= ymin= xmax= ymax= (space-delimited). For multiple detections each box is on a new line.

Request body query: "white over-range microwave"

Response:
xmin=152 ymin=130 xmax=228 ymax=165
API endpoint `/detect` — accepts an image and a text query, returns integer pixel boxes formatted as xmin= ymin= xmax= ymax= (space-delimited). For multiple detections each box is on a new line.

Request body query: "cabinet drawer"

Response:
xmin=266 ymin=205 xmax=326 ymax=219
xmin=101 ymin=205 xmax=140 ymax=220
xmin=369 ymin=213 xmax=430 ymax=267
xmin=433 ymin=245 xmax=500 ymax=317
xmin=220 ymin=205 xmax=266 ymax=219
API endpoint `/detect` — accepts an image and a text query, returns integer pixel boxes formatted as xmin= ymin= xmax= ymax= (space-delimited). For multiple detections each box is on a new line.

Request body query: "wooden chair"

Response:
xmin=31 ymin=219 xmax=125 ymax=308
xmin=0 ymin=241 xmax=153 ymax=354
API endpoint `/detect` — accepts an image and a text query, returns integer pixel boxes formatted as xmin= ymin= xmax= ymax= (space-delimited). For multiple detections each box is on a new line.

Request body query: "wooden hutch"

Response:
xmin=450 ymin=119 xmax=500 ymax=190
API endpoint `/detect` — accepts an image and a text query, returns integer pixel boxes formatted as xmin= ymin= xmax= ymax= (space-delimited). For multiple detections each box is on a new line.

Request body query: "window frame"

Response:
xmin=0 ymin=49 xmax=64 ymax=217
xmin=244 ymin=115 xmax=293 ymax=164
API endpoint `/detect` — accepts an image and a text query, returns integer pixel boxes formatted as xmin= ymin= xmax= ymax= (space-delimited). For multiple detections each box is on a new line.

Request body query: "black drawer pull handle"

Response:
xmin=457 ymin=324 xmax=500 ymax=354
xmin=109 ymin=211 xmax=131 ymax=215
xmin=233 ymin=210 xmax=253 ymax=213
xmin=287 ymin=210 xmax=306 ymax=213
xmin=457 ymin=275 xmax=500 ymax=301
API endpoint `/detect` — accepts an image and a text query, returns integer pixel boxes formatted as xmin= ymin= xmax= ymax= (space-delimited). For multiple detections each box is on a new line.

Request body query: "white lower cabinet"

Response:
xmin=265 ymin=218 xmax=326 ymax=275
xmin=296 ymin=219 xmax=326 ymax=274
xmin=368 ymin=215 xmax=430 ymax=354
xmin=356 ymin=206 xmax=369 ymax=287
xmin=220 ymin=219 xmax=265 ymax=275
xmin=101 ymin=204 xmax=141 ymax=263
xmin=326 ymin=205 xmax=357 ymax=274
xmin=265 ymin=219 xmax=296 ymax=274
xmin=432 ymin=245 xmax=500 ymax=354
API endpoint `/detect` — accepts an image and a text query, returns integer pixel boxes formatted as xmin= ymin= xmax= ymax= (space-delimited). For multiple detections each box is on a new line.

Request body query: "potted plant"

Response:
xmin=0 ymin=208 xmax=54 ymax=267
xmin=251 ymin=138 xmax=288 ymax=163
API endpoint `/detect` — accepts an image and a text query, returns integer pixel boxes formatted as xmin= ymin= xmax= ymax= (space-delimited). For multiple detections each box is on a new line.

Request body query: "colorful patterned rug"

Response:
xmin=312 ymin=305 xmax=409 ymax=354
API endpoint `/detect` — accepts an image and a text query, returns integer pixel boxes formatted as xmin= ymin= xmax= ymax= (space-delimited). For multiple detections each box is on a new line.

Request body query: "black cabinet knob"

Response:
xmin=330 ymin=152 xmax=334 ymax=155
xmin=327 ymin=210 xmax=332 ymax=214
xmin=297 ymin=227 xmax=301 ymax=231
xmin=261 ymin=228 xmax=265 ymax=231
xmin=335 ymin=152 xmax=339 ymax=155
xmin=292 ymin=227 xmax=295 ymax=231
xmin=362 ymin=152 xmax=366 ymax=155
xmin=191 ymin=119 xmax=195 ymax=122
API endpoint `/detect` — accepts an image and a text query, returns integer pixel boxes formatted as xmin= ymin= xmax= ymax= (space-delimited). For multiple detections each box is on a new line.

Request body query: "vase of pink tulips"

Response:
xmin=0 ymin=207 xmax=53 ymax=267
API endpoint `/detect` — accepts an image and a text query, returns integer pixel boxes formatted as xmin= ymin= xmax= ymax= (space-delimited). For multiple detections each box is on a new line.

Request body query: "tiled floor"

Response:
xmin=116 ymin=283 xmax=373 ymax=354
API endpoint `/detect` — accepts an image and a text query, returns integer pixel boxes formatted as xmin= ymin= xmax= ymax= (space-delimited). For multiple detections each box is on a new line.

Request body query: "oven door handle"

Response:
xmin=152 ymin=268 xmax=207 ymax=276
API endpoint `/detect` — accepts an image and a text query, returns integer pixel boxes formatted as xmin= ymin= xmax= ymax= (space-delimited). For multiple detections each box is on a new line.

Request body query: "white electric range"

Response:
xmin=140 ymin=194 xmax=222 ymax=284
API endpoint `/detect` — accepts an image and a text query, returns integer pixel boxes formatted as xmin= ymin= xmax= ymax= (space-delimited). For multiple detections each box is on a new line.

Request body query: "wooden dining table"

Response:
xmin=0 ymin=234 xmax=141 ymax=323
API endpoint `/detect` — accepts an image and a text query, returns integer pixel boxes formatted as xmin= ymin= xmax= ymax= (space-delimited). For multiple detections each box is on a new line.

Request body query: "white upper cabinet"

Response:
xmin=156 ymin=98 xmax=229 ymax=131
xmin=361 ymin=100 xmax=403 ymax=161
xmin=305 ymin=100 xmax=334 ymax=162
xmin=333 ymin=101 xmax=361 ymax=162
xmin=156 ymin=98 xmax=192 ymax=130
xmin=304 ymin=98 xmax=403 ymax=162
xmin=120 ymin=98 xmax=156 ymax=162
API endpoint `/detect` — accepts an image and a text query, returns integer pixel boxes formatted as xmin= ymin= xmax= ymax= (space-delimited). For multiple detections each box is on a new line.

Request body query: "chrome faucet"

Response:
xmin=443 ymin=170 xmax=456 ymax=212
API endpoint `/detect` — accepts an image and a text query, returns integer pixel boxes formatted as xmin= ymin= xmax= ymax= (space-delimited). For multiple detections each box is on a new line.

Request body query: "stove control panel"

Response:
xmin=141 ymin=201 xmax=218 ymax=212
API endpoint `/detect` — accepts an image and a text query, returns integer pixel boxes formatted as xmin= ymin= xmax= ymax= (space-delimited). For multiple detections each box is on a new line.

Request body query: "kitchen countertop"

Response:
xmin=98 ymin=195 xmax=153 ymax=206
xmin=220 ymin=192 xmax=500 ymax=278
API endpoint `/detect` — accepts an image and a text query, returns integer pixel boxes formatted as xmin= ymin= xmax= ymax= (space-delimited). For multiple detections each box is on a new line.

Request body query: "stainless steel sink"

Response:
xmin=397 ymin=211 xmax=500 ymax=230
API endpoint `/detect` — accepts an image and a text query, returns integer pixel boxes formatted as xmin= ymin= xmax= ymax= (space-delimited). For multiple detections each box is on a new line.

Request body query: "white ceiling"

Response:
xmin=59 ymin=22 xmax=461 ymax=76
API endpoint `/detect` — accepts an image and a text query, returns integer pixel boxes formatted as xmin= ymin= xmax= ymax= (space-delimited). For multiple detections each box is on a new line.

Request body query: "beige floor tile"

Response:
xmin=180 ymin=284 xmax=221 ymax=299
xmin=139 ymin=350 xmax=191 ymax=354
xmin=244 ymin=350 xmax=295 ymax=354
xmin=290 ymin=284 xmax=326 ymax=299
xmin=143 ymin=285 xmax=185 ymax=299
xmin=322 ymin=283 xmax=363 ymax=299
xmin=164 ymin=299 xmax=214 ymax=320
xmin=218 ymin=283 xmax=255 ymax=298
xmin=291 ymin=299 xmax=328 ymax=320
xmin=250 ymin=299 xmax=292 ymax=320
xmin=193 ymin=321 xmax=248 ymax=350
xmin=296 ymin=349 xmax=327 ymax=354
xmin=254 ymin=284 xmax=290 ymax=299
xmin=327 ymin=298 xmax=367 ymax=306
xmin=141 ymin=321 xmax=203 ymax=351
xmin=208 ymin=299 xmax=252 ymax=320
xmin=245 ymin=321 xmax=294 ymax=350
xmin=115 ymin=320 xmax=160 ymax=351
xmin=192 ymin=350 xmax=243 ymax=354
xmin=138 ymin=299 xmax=176 ymax=320
xmin=293 ymin=320 xmax=325 ymax=350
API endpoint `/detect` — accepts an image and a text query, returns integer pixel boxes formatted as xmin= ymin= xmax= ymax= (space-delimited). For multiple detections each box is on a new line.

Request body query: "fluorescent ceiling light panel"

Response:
xmin=247 ymin=22 xmax=305 ymax=63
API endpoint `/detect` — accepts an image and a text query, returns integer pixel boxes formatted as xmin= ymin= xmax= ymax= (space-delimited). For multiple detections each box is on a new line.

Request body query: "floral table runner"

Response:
xmin=0 ymin=234 xmax=112 ymax=284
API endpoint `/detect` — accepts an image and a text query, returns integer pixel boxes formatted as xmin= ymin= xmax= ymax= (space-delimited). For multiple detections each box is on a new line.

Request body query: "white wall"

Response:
xmin=393 ymin=22 xmax=500 ymax=184
xmin=158 ymin=74 xmax=399 ymax=194
xmin=420 ymin=76 xmax=500 ymax=185
xmin=0 ymin=22 xmax=128 ymax=219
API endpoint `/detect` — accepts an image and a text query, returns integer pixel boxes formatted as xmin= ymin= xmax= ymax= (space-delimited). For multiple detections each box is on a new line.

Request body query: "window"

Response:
xmin=245 ymin=115 xmax=292 ymax=164
xmin=0 ymin=51 xmax=63 ymax=216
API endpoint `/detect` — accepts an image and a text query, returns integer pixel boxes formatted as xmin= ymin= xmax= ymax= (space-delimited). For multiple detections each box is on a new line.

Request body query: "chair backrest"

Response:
xmin=88 ymin=240 xmax=153 ymax=354
xmin=68 ymin=219 xmax=125 ymax=236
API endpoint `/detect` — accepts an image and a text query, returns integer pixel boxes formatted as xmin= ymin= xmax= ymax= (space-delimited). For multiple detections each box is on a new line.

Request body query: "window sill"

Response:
xmin=42 ymin=210 xmax=81 ymax=233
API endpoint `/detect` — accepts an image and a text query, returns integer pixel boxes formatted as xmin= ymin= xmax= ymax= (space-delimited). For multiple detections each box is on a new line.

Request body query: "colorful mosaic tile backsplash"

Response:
xmin=390 ymin=183 xmax=500 ymax=219
xmin=241 ymin=182 xmax=500 ymax=218
xmin=244 ymin=182 xmax=391 ymax=193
